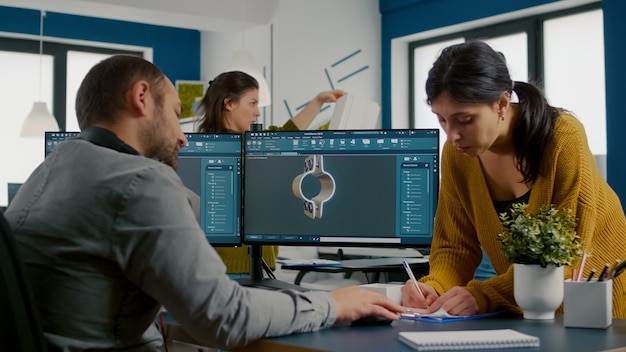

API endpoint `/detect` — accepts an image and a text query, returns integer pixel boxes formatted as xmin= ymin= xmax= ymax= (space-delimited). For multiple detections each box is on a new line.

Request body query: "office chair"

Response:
xmin=0 ymin=211 xmax=48 ymax=351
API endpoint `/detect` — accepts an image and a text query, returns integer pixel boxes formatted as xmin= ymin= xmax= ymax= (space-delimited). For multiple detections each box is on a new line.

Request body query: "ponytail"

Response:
xmin=511 ymin=81 xmax=560 ymax=183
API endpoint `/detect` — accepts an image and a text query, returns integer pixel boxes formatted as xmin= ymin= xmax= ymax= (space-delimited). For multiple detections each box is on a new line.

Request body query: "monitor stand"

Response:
xmin=240 ymin=121 xmax=310 ymax=292
xmin=235 ymin=244 xmax=310 ymax=292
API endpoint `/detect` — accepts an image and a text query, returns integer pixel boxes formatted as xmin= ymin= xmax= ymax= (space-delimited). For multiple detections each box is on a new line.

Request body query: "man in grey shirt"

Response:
xmin=4 ymin=55 xmax=403 ymax=351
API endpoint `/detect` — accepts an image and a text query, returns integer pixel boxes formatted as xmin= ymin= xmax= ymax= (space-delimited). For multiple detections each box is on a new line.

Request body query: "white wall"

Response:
xmin=200 ymin=0 xmax=381 ymax=129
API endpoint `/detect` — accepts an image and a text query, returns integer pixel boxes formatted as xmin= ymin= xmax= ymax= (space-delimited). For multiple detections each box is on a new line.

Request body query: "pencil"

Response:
xmin=576 ymin=252 xmax=589 ymax=281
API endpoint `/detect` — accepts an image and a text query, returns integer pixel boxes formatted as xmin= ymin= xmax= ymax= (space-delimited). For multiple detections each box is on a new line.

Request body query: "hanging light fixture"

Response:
xmin=227 ymin=50 xmax=271 ymax=106
xmin=226 ymin=0 xmax=271 ymax=107
xmin=20 ymin=10 xmax=59 ymax=138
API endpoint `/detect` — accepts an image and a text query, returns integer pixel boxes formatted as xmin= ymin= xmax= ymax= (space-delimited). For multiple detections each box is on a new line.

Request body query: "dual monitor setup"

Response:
xmin=45 ymin=128 xmax=440 ymax=286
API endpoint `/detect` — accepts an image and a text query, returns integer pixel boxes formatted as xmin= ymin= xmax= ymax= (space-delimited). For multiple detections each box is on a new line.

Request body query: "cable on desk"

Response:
xmin=159 ymin=311 xmax=169 ymax=352
xmin=261 ymin=258 xmax=277 ymax=279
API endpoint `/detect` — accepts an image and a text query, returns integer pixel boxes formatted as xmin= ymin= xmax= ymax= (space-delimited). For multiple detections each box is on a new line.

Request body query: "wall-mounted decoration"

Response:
xmin=175 ymin=80 xmax=206 ymax=119
xmin=283 ymin=49 xmax=369 ymax=120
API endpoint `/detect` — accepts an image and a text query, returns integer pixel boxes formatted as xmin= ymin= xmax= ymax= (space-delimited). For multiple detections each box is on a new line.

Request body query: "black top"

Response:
xmin=493 ymin=189 xmax=531 ymax=218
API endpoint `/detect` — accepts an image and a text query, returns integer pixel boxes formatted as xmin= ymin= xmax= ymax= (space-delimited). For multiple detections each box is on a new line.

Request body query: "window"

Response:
xmin=0 ymin=50 xmax=54 ymax=206
xmin=409 ymin=3 xmax=605 ymax=178
xmin=65 ymin=51 xmax=119 ymax=132
xmin=543 ymin=9 xmax=605 ymax=157
xmin=0 ymin=37 xmax=146 ymax=206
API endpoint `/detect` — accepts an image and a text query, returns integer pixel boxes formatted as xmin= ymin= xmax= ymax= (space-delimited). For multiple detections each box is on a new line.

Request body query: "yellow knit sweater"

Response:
xmin=421 ymin=113 xmax=626 ymax=318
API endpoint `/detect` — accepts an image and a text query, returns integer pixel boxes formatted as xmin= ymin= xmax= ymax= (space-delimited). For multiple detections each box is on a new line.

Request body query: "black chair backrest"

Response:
xmin=0 ymin=211 xmax=48 ymax=351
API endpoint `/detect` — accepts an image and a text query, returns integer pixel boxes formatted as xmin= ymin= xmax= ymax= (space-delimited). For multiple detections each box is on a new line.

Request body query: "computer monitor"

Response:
xmin=242 ymin=128 xmax=439 ymax=249
xmin=44 ymin=131 xmax=242 ymax=247
xmin=45 ymin=132 xmax=79 ymax=156
xmin=178 ymin=133 xmax=242 ymax=247
xmin=6 ymin=183 xmax=22 ymax=206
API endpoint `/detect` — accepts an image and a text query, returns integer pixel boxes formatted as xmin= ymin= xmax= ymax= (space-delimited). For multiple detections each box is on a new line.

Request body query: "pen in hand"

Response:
xmin=403 ymin=260 xmax=429 ymax=308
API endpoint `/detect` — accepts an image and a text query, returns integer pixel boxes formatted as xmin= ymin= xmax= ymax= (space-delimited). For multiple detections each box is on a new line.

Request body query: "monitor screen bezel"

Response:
xmin=241 ymin=128 xmax=440 ymax=249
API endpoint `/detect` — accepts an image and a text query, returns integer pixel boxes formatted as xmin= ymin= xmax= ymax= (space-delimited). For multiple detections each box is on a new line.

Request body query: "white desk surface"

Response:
xmin=317 ymin=247 xmax=424 ymax=258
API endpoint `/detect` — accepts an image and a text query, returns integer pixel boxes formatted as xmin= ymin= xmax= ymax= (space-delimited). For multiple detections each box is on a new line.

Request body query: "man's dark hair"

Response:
xmin=75 ymin=55 xmax=165 ymax=130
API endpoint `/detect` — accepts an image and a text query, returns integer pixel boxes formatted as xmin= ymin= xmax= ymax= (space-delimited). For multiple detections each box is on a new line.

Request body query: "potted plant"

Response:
xmin=498 ymin=203 xmax=583 ymax=320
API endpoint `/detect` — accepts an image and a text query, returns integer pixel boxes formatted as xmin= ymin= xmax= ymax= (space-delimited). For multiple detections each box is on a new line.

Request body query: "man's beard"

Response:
xmin=155 ymin=147 xmax=178 ymax=170
xmin=142 ymin=109 xmax=179 ymax=170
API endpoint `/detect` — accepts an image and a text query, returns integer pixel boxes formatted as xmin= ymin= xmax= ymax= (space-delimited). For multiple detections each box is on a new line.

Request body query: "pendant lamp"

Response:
xmin=20 ymin=10 xmax=59 ymax=138
xmin=227 ymin=50 xmax=271 ymax=107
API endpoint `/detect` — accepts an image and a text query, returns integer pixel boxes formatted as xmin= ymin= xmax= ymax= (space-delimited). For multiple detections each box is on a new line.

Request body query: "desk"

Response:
xmin=317 ymin=247 xmax=426 ymax=259
xmin=281 ymin=257 xmax=429 ymax=285
xmin=232 ymin=315 xmax=626 ymax=352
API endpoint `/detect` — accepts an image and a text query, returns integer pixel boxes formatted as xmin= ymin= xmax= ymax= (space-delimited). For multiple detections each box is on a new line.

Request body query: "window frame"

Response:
xmin=407 ymin=2 xmax=601 ymax=129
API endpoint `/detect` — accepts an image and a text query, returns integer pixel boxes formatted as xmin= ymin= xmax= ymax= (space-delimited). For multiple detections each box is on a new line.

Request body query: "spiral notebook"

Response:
xmin=398 ymin=329 xmax=540 ymax=351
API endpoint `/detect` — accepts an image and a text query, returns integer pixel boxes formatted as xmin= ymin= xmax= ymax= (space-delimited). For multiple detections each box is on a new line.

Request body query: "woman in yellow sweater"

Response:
xmin=195 ymin=70 xmax=344 ymax=276
xmin=401 ymin=40 xmax=626 ymax=318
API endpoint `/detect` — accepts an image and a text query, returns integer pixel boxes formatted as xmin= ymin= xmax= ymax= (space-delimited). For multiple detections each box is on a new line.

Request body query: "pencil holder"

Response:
xmin=563 ymin=279 xmax=612 ymax=329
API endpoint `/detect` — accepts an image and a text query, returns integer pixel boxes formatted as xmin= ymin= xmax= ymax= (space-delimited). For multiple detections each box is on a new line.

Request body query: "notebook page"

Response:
xmin=398 ymin=329 xmax=540 ymax=351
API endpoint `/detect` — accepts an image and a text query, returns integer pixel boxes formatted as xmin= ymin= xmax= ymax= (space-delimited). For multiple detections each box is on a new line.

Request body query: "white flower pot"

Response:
xmin=514 ymin=263 xmax=564 ymax=320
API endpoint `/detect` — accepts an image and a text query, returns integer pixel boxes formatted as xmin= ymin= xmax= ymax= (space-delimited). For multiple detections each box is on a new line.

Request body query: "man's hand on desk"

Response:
xmin=331 ymin=286 xmax=405 ymax=325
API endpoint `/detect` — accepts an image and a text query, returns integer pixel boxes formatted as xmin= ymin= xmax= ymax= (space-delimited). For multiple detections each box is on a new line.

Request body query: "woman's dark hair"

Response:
xmin=76 ymin=54 xmax=165 ymax=130
xmin=195 ymin=71 xmax=259 ymax=133
xmin=425 ymin=40 xmax=560 ymax=183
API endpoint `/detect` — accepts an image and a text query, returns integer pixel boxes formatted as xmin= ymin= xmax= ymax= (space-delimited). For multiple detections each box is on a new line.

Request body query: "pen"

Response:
xmin=586 ymin=268 xmax=596 ymax=282
xmin=607 ymin=259 xmax=621 ymax=278
xmin=610 ymin=260 xmax=626 ymax=280
xmin=597 ymin=263 xmax=610 ymax=282
xmin=403 ymin=260 xmax=428 ymax=308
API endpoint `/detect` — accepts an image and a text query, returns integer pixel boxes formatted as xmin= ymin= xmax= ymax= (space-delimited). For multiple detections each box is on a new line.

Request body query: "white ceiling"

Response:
xmin=0 ymin=0 xmax=279 ymax=32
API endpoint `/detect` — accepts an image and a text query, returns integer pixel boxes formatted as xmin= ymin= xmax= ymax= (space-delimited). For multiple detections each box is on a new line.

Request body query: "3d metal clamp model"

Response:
xmin=292 ymin=155 xmax=335 ymax=219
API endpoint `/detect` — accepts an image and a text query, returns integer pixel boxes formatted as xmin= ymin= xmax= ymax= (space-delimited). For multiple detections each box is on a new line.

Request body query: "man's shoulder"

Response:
xmin=61 ymin=140 xmax=179 ymax=186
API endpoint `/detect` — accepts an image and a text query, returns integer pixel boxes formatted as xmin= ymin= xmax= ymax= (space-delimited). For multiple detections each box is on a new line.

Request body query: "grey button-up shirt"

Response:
xmin=5 ymin=129 xmax=336 ymax=351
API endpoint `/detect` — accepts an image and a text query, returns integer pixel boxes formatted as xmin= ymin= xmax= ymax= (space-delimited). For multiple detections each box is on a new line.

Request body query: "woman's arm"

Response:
xmin=291 ymin=90 xmax=345 ymax=130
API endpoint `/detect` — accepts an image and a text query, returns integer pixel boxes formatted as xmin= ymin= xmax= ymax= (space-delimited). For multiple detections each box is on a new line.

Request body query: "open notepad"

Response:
xmin=398 ymin=329 xmax=540 ymax=351
xmin=400 ymin=308 xmax=502 ymax=323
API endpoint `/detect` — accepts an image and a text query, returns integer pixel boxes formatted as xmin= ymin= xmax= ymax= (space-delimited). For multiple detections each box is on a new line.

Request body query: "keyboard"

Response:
xmin=340 ymin=257 xmax=427 ymax=269
xmin=236 ymin=278 xmax=310 ymax=292
xmin=278 ymin=259 xmax=342 ymax=267
xmin=417 ymin=247 xmax=431 ymax=256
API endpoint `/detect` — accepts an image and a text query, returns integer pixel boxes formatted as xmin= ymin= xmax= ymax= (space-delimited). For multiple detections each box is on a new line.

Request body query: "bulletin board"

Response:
xmin=175 ymin=80 xmax=206 ymax=119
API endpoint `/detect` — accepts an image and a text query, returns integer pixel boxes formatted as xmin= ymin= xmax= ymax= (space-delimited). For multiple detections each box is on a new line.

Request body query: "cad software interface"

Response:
xmin=178 ymin=133 xmax=242 ymax=246
xmin=243 ymin=129 xmax=439 ymax=246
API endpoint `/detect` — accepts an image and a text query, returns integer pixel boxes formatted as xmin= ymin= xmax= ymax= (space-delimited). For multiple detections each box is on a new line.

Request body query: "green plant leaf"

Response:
xmin=498 ymin=203 xmax=582 ymax=267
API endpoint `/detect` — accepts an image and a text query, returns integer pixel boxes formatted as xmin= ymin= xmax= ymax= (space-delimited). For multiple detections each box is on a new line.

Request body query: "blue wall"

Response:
xmin=380 ymin=0 xmax=626 ymax=206
xmin=0 ymin=6 xmax=200 ymax=82
xmin=602 ymin=0 xmax=626 ymax=207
